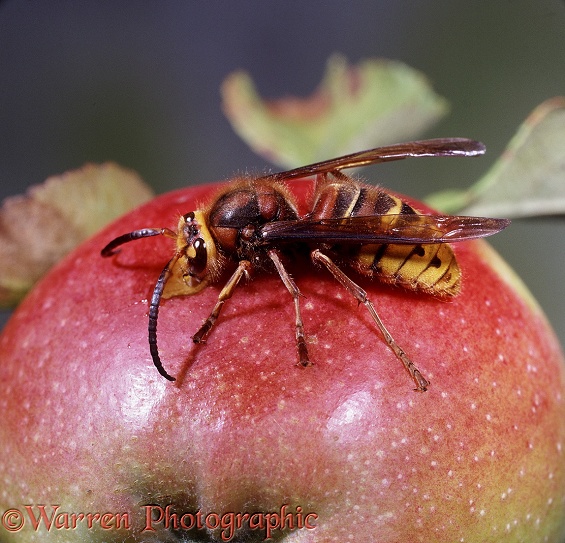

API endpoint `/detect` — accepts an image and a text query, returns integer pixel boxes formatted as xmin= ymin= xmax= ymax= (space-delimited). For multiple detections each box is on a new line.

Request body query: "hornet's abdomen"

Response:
xmin=309 ymin=176 xmax=460 ymax=297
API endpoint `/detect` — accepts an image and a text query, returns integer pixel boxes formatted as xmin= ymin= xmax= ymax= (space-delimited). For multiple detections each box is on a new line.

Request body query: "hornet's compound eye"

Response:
xmin=189 ymin=238 xmax=207 ymax=275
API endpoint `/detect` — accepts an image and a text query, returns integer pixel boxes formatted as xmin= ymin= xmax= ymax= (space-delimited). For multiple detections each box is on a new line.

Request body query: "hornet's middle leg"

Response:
xmin=268 ymin=249 xmax=310 ymax=367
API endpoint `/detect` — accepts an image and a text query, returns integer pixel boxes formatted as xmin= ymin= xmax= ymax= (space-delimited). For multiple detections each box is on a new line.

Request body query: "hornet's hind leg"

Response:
xmin=311 ymin=248 xmax=429 ymax=392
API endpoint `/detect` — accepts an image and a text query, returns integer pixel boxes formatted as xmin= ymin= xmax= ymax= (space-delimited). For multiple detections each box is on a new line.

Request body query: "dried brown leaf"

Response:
xmin=0 ymin=163 xmax=154 ymax=307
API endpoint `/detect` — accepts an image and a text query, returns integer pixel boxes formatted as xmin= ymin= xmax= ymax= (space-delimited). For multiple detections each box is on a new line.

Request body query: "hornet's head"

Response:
xmin=163 ymin=210 xmax=221 ymax=298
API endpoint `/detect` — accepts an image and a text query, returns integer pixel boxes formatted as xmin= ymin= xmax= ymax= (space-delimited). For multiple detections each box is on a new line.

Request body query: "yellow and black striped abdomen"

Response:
xmin=354 ymin=241 xmax=460 ymax=297
xmin=310 ymin=176 xmax=461 ymax=297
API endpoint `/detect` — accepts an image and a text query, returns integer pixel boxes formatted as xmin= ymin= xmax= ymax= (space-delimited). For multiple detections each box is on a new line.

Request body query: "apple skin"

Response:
xmin=1 ymin=181 xmax=565 ymax=543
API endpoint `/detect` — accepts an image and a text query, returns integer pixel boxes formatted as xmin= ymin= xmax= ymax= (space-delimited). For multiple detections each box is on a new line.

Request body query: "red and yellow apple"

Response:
xmin=1 ymin=181 xmax=564 ymax=542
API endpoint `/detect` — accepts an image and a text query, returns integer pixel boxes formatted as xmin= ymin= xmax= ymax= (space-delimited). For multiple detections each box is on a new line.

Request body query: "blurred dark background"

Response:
xmin=1 ymin=1 xmax=565 ymax=346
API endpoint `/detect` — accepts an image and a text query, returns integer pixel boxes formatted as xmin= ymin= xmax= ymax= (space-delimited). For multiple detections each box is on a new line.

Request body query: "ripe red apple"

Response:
xmin=1 ymin=181 xmax=564 ymax=543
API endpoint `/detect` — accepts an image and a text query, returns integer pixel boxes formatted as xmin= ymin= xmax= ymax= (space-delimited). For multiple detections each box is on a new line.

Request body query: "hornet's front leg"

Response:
xmin=192 ymin=260 xmax=252 ymax=344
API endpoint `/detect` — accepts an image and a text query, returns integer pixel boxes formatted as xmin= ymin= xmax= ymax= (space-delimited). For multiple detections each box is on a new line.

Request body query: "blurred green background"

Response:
xmin=1 ymin=0 xmax=564 ymax=348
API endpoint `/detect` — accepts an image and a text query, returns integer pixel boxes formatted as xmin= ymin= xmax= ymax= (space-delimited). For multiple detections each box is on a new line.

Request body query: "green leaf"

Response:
xmin=221 ymin=54 xmax=449 ymax=169
xmin=426 ymin=97 xmax=565 ymax=217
